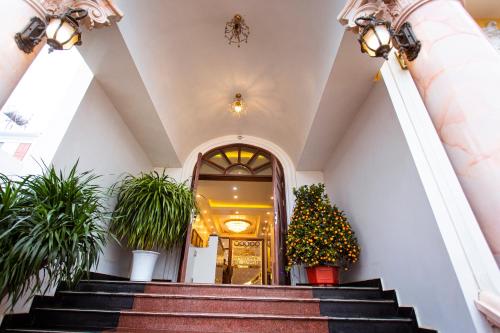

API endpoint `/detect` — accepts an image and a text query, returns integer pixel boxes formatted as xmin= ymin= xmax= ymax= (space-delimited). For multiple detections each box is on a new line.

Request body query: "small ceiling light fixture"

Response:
xmin=225 ymin=14 xmax=249 ymax=47
xmin=355 ymin=15 xmax=421 ymax=61
xmin=15 ymin=8 xmax=88 ymax=54
xmin=225 ymin=219 xmax=251 ymax=233
xmin=230 ymin=93 xmax=246 ymax=114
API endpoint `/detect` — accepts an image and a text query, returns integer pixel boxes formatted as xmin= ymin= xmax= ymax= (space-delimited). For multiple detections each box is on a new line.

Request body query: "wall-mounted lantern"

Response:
xmin=15 ymin=8 xmax=88 ymax=54
xmin=355 ymin=15 xmax=421 ymax=61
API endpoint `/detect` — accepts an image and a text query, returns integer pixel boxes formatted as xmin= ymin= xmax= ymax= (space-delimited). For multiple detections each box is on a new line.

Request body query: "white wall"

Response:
xmin=295 ymin=171 xmax=324 ymax=187
xmin=52 ymin=78 xmax=153 ymax=277
xmin=323 ymin=81 xmax=475 ymax=333
xmin=185 ymin=236 xmax=219 ymax=283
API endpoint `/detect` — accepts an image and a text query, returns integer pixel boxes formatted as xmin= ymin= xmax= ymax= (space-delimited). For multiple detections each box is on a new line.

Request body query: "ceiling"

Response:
xmin=82 ymin=0 xmax=381 ymax=169
xmin=196 ymin=180 xmax=274 ymax=238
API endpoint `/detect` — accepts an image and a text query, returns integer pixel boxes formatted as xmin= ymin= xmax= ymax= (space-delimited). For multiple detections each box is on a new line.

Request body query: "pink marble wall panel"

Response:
xmin=407 ymin=0 xmax=500 ymax=264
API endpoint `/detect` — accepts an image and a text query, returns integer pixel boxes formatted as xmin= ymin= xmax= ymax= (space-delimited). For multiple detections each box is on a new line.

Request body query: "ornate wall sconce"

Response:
xmin=225 ymin=14 xmax=250 ymax=47
xmin=355 ymin=15 xmax=421 ymax=61
xmin=15 ymin=8 xmax=88 ymax=54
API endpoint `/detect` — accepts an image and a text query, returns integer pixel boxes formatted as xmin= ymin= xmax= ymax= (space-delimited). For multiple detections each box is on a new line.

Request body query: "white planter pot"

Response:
xmin=130 ymin=250 xmax=160 ymax=282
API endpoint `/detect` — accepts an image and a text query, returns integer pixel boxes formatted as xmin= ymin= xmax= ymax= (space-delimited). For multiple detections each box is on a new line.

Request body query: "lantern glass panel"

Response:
xmin=45 ymin=18 xmax=61 ymax=40
xmin=46 ymin=18 xmax=79 ymax=49
xmin=363 ymin=24 xmax=392 ymax=57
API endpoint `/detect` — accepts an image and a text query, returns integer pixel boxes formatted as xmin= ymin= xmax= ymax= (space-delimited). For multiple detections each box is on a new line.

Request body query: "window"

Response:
xmin=199 ymin=144 xmax=273 ymax=178
xmin=0 ymin=45 xmax=92 ymax=170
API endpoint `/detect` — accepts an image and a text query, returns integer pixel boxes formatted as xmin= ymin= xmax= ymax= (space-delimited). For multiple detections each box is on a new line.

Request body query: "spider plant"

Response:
xmin=110 ymin=171 xmax=196 ymax=251
xmin=0 ymin=163 xmax=109 ymax=307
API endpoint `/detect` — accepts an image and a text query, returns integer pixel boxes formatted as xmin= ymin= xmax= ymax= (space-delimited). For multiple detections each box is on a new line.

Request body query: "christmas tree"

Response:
xmin=286 ymin=183 xmax=360 ymax=270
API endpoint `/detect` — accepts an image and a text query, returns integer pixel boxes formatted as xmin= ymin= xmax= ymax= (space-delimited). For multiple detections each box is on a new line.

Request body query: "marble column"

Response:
xmin=0 ymin=0 xmax=123 ymax=108
xmin=0 ymin=1 xmax=46 ymax=108
xmin=339 ymin=0 xmax=500 ymax=265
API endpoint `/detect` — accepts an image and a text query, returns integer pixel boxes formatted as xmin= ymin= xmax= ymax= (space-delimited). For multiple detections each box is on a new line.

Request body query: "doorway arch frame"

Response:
xmin=179 ymin=135 xmax=297 ymax=284
xmin=181 ymin=135 xmax=297 ymax=218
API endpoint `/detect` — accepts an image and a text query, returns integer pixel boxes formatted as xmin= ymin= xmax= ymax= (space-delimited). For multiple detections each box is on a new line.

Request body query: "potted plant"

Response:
xmin=286 ymin=184 xmax=360 ymax=285
xmin=0 ymin=163 xmax=109 ymax=307
xmin=110 ymin=171 xmax=196 ymax=282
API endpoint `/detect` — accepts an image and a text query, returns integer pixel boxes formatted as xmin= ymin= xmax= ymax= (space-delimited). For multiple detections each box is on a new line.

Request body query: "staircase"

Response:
xmin=1 ymin=279 xmax=436 ymax=333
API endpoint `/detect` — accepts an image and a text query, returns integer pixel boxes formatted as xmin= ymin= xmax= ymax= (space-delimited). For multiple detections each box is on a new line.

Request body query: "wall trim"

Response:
xmin=381 ymin=51 xmax=500 ymax=333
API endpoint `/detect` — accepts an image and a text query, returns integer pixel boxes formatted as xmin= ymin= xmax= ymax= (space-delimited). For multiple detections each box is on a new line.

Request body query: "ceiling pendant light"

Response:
xmin=230 ymin=93 xmax=246 ymax=114
xmin=225 ymin=220 xmax=251 ymax=233
xmin=225 ymin=14 xmax=250 ymax=47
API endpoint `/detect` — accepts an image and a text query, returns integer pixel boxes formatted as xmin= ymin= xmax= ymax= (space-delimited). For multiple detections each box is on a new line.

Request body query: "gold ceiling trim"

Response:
xmin=208 ymin=200 xmax=272 ymax=209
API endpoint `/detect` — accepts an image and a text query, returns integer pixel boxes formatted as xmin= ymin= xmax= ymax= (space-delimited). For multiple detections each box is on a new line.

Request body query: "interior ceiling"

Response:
xmin=112 ymin=0 xmax=351 ymax=167
xmin=197 ymin=180 xmax=273 ymax=238
xmin=464 ymin=0 xmax=500 ymax=18
xmin=82 ymin=0 xmax=384 ymax=169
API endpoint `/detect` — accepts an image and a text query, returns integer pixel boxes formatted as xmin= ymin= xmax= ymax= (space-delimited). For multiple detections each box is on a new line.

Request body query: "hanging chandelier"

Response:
xmin=225 ymin=14 xmax=249 ymax=47
xmin=225 ymin=220 xmax=251 ymax=233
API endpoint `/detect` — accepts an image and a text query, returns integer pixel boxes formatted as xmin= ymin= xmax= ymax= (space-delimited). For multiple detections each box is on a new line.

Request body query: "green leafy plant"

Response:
xmin=286 ymin=183 xmax=360 ymax=270
xmin=0 ymin=174 xmax=30 ymax=272
xmin=0 ymin=163 xmax=109 ymax=307
xmin=110 ymin=171 xmax=196 ymax=251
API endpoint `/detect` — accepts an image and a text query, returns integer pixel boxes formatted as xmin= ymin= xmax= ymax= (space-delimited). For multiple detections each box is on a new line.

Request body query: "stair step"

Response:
xmin=71 ymin=280 xmax=384 ymax=300
xmin=0 ymin=328 xmax=218 ymax=333
xmin=0 ymin=328 xmax=98 ymax=333
xmin=18 ymin=307 xmax=415 ymax=333
xmin=35 ymin=291 xmax=398 ymax=317
xmin=25 ymin=308 xmax=328 ymax=332
xmin=1 ymin=279 xmax=435 ymax=333
xmin=2 ymin=329 xmax=220 ymax=333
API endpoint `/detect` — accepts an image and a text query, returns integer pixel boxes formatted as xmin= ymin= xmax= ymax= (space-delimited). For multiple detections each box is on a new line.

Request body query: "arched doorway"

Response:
xmin=179 ymin=144 xmax=290 ymax=285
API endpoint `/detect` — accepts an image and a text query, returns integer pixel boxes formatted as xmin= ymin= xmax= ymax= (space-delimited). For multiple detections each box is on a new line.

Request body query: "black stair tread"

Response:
xmin=53 ymin=290 xmax=395 ymax=303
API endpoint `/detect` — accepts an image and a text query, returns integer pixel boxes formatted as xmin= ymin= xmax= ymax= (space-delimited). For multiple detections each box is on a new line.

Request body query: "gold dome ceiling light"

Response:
xmin=225 ymin=14 xmax=249 ymax=47
xmin=225 ymin=219 xmax=251 ymax=233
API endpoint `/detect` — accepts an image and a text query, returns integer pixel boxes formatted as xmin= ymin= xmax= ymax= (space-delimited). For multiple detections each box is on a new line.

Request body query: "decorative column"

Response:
xmin=0 ymin=0 xmax=122 ymax=108
xmin=339 ymin=0 xmax=500 ymax=265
